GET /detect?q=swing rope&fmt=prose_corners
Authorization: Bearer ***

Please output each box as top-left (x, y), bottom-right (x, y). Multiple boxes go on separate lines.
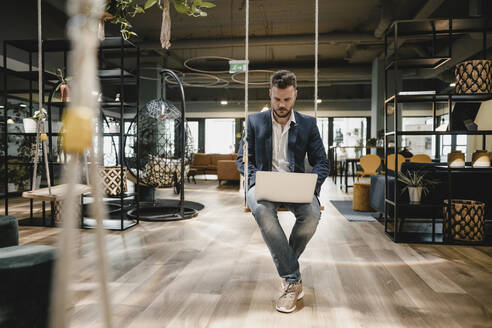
top-left (243, 0), bottom-right (249, 205)
top-left (50, 0), bottom-right (112, 327)
top-left (314, 0), bottom-right (319, 119)
top-left (32, 0), bottom-right (51, 194)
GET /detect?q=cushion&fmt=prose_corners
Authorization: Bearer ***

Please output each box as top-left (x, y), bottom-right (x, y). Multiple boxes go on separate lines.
top-left (0, 216), bottom-right (18, 248)
top-left (192, 153), bottom-right (211, 168)
top-left (210, 154), bottom-right (234, 167)
top-left (144, 155), bottom-right (190, 188)
top-left (0, 245), bottom-right (56, 327)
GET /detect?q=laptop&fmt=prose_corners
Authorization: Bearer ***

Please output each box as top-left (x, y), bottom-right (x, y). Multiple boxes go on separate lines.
top-left (254, 171), bottom-right (318, 203)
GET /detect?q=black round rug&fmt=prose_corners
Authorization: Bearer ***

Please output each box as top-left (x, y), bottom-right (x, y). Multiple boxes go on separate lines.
top-left (127, 199), bottom-right (205, 221)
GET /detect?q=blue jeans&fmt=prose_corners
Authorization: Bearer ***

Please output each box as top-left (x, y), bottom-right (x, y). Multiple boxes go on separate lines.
top-left (247, 186), bottom-right (321, 283)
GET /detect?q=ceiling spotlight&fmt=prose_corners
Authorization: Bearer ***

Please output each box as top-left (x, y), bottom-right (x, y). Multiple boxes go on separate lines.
top-left (220, 100), bottom-right (228, 105)
top-left (6, 118), bottom-right (14, 124)
top-left (20, 104), bottom-right (27, 108)
top-left (316, 99), bottom-right (322, 104)
top-left (449, 83), bottom-right (456, 87)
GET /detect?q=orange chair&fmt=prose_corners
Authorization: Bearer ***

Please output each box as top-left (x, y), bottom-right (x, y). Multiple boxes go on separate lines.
top-left (386, 154), bottom-right (405, 172)
top-left (356, 154), bottom-right (381, 180)
top-left (410, 154), bottom-right (432, 163)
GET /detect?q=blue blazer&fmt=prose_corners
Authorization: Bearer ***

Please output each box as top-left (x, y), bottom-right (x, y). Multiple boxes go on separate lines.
top-left (237, 109), bottom-right (329, 196)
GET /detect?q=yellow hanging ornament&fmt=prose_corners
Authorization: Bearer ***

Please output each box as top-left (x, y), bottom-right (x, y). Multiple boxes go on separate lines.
top-left (61, 106), bottom-right (93, 153)
top-left (40, 133), bottom-right (48, 141)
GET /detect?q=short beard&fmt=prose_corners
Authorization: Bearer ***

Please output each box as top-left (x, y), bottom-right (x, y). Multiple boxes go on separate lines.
top-left (273, 107), bottom-right (292, 119)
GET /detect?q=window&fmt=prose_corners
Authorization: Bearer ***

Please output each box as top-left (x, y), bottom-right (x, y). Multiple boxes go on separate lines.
top-left (333, 117), bottom-right (367, 158)
top-left (401, 117), bottom-right (434, 158)
top-left (188, 121), bottom-right (199, 153)
top-left (205, 118), bottom-right (235, 153)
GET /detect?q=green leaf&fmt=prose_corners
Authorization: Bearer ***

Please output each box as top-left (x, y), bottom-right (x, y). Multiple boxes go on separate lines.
top-left (173, 0), bottom-right (189, 14)
top-left (199, 11), bottom-right (207, 16)
top-left (135, 5), bottom-right (145, 13)
top-left (199, 1), bottom-right (215, 8)
top-left (144, 0), bottom-right (158, 10)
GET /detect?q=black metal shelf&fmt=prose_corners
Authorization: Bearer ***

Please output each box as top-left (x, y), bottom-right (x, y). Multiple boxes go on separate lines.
top-left (5, 37), bottom-right (137, 52)
top-left (435, 165), bottom-right (492, 172)
top-left (386, 17), bottom-right (492, 37)
top-left (99, 69), bottom-right (136, 79)
top-left (385, 93), bottom-right (492, 104)
top-left (6, 161), bottom-right (64, 166)
top-left (48, 101), bottom-right (138, 108)
top-left (3, 36), bottom-right (141, 231)
top-left (383, 15), bottom-right (492, 245)
top-left (103, 133), bottom-right (137, 137)
top-left (387, 130), bottom-right (492, 136)
top-left (7, 132), bottom-right (62, 136)
top-left (385, 57), bottom-right (451, 70)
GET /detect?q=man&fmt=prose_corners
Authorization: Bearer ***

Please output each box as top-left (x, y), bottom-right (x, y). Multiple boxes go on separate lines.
top-left (236, 70), bottom-right (329, 313)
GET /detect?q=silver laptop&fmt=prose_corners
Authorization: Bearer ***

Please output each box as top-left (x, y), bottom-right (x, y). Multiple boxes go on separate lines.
top-left (254, 171), bottom-right (318, 203)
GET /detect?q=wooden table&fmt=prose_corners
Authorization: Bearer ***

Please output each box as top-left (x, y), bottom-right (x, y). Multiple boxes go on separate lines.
top-left (22, 184), bottom-right (91, 226)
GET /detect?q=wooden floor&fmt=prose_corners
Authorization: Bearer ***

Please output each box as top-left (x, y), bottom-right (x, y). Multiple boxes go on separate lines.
top-left (15, 179), bottom-right (492, 327)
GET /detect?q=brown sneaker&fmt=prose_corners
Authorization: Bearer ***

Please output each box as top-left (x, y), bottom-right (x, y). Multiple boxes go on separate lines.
top-left (276, 281), bottom-right (304, 313)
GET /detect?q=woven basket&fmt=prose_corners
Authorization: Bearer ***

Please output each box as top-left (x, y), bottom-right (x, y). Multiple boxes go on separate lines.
top-left (99, 166), bottom-right (128, 196)
top-left (443, 199), bottom-right (485, 242)
top-left (454, 60), bottom-right (492, 94)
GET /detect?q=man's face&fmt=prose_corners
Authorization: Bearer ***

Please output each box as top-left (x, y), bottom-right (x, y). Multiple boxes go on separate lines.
top-left (269, 85), bottom-right (297, 120)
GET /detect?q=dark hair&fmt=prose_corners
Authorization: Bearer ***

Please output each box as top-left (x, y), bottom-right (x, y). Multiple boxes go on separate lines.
top-left (270, 70), bottom-right (297, 89)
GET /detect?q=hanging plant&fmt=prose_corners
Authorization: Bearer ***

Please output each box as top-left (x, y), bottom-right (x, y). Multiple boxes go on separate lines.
top-left (105, 0), bottom-right (216, 43)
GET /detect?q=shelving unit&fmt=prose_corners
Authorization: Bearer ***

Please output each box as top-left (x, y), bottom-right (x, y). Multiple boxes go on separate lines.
top-left (83, 36), bottom-right (140, 231)
top-left (2, 39), bottom-right (67, 224)
top-left (2, 37), bottom-right (140, 230)
top-left (383, 17), bottom-right (492, 244)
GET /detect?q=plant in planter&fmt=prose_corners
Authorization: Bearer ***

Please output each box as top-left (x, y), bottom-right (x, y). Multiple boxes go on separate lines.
top-left (56, 69), bottom-right (71, 102)
top-left (23, 108), bottom-right (47, 133)
top-left (398, 170), bottom-right (439, 204)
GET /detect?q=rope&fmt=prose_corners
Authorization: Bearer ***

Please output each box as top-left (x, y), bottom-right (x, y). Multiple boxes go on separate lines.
top-left (243, 0), bottom-right (249, 205)
top-left (32, 0), bottom-right (42, 191)
top-left (314, 0), bottom-right (318, 119)
top-left (51, 0), bottom-right (112, 327)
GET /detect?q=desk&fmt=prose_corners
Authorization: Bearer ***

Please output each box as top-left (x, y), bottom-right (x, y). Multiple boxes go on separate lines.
top-left (22, 184), bottom-right (91, 226)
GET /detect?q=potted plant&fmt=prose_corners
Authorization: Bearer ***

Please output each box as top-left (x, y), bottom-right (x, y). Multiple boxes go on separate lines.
top-left (56, 69), bottom-right (71, 102)
top-left (23, 108), bottom-right (47, 133)
top-left (398, 170), bottom-right (439, 204)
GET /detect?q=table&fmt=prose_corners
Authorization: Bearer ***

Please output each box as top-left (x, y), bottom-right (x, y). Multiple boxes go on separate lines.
top-left (22, 184), bottom-right (91, 226)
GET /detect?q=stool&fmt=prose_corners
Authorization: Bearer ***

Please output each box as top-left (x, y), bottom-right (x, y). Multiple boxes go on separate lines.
top-left (353, 182), bottom-right (373, 212)
top-left (0, 244), bottom-right (57, 327)
top-left (0, 216), bottom-right (19, 248)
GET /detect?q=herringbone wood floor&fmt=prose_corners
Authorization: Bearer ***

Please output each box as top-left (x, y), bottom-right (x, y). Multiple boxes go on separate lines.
top-left (10, 179), bottom-right (492, 327)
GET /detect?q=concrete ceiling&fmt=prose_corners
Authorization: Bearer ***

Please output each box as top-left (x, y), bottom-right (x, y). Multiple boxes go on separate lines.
top-left (2, 0), bottom-right (491, 113)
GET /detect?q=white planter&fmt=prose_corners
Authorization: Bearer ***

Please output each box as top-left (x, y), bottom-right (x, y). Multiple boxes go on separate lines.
top-left (23, 118), bottom-right (37, 133)
top-left (23, 118), bottom-right (47, 133)
top-left (408, 186), bottom-right (423, 204)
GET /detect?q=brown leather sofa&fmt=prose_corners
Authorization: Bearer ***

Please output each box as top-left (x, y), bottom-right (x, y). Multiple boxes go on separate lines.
top-left (189, 153), bottom-right (240, 183)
